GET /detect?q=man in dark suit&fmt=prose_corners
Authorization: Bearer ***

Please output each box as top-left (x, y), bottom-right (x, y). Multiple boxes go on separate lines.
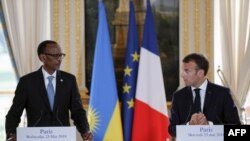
top-left (5, 40), bottom-right (93, 141)
top-left (168, 53), bottom-right (241, 137)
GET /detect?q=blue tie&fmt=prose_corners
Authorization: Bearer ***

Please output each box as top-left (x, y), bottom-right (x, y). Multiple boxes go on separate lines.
top-left (47, 76), bottom-right (55, 110)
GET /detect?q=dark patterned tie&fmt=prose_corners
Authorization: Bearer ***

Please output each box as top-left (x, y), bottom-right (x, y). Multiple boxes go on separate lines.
top-left (47, 76), bottom-right (55, 110)
top-left (193, 88), bottom-right (201, 113)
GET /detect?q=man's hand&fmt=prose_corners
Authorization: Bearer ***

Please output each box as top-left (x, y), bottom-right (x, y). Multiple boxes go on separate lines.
top-left (7, 133), bottom-right (16, 141)
top-left (189, 112), bottom-right (208, 125)
top-left (196, 112), bottom-right (209, 125)
top-left (82, 131), bottom-right (93, 141)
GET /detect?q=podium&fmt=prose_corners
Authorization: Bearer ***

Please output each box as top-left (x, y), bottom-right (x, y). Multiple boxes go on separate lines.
top-left (17, 126), bottom-right (76, 141)
top-left (176, 125), bottom-right (224, 141)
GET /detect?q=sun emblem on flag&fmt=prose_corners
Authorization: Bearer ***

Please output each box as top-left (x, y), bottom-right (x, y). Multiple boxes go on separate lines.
top-left (87, 106), bottom-right (101, 133)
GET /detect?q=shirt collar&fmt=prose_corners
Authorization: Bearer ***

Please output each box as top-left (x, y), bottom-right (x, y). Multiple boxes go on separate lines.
top-left (191, 79), bottom-right (208, 91)
top-left (42, 67), bottom-right (57, 79)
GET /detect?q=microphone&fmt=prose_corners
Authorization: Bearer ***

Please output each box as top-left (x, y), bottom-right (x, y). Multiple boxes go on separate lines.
top-left (212, 105), bottom-right (223, 124)
top-left (185, 105), bottom-right (193, 123)
top-left (33, 111), bottom-right (43, 127)
top-left (56, 110), bottom-right (63, 126)
top-left (215, 115), bottom-right (223, 124)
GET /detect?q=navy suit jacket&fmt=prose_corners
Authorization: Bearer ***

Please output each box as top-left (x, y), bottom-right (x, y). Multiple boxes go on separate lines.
top-left (168, 81), bottom-right (241, 137)
top-left (6, 67), bottom-right (89, 135)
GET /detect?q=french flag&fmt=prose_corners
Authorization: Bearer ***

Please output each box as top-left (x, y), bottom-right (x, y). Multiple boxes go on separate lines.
top-left (131, 0), bottom-right (170, 141)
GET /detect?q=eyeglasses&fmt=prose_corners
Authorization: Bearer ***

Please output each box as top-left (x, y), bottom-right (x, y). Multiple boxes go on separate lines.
top-left (43, 53), bottom-right (66, 59)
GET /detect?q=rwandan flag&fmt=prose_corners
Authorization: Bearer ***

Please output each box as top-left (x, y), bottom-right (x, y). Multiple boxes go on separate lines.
top-left (88, 1), bottom-right (123, 141)
top-left (132, 0), bottom-right (170, 141)
top-left (121, 1), bottom-right (140, 141)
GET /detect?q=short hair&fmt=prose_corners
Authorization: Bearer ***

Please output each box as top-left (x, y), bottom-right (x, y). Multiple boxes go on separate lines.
top-left (183, 53), bottom-right (209, 75)
top-left (37, 40), bottom-right (57, 56)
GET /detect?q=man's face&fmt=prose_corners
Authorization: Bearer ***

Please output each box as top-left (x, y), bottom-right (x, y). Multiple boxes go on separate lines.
top-left (181, 61), bottom-right (201, 87)
top-left (39, 43), bottom-right (63, 74)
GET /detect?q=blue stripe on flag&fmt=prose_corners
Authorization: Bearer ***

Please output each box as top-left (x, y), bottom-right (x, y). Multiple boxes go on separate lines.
top-left (142, 0), bottom-right (159, 56)
top-left (121, 1), bottom-right (140, 141)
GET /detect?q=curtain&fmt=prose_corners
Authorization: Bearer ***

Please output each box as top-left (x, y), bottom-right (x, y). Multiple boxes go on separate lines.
top-left (1, 0), bottom-right (50, 77)
top-left (219, 0), bottom-right (250, 110)
top-left (50, 0), bottom-right (87, 94)
top-left (179, 0), bottom-right (214, 89)
top-left (0, 0), bottom-right (17, 79)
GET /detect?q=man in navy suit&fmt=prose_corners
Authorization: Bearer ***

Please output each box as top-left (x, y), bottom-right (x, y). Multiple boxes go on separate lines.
top-left (168, 53), bottom-right (241, 137)
top-left (5, 40), bottom-right (93, 141)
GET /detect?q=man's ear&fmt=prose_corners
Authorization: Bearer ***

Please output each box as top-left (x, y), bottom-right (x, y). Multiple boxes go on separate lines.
top-left (198, 69), bottom-right (205, 77)
top-left (39, 54), bottom-right (45, 62)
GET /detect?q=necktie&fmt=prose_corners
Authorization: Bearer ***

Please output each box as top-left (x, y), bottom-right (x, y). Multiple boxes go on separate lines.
top-left (193, 88), bottom-right (201, 113)
top-left (47, 76), bottom-right (55, 110)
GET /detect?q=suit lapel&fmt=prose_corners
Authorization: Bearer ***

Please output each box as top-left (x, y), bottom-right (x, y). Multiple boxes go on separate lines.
top-left (187, 87), bottom-right (195, 115)
top-left (187, 87), bottom-right (194, 106)
top-left (54, 70), bottom-right (63, 112)
top-left (38, 68), bottom-right (52, 111)
top-left (184, 87), bottom-right (194, 121)
top-left (203, 81), bottom-right (213, 114)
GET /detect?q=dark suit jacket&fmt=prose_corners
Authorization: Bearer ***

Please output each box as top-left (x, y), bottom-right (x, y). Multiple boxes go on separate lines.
top-left (168, 81), bottom-right (241, 137)
top-left (5, 67), bottom-right (89, 135)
